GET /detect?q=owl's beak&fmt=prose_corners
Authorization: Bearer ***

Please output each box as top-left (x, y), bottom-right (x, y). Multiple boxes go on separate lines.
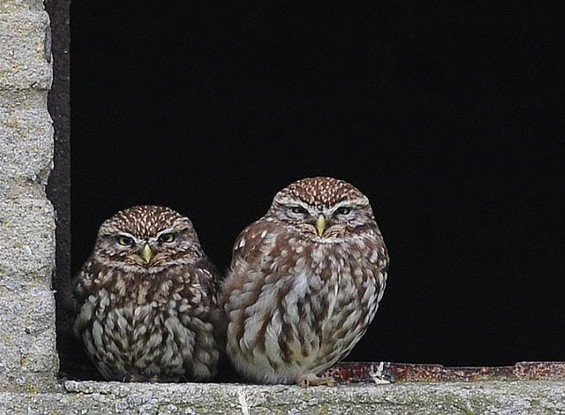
top-left (315, 214), bottom-right (326, 237)
top-left (140, 243), bottom-right (154, 264)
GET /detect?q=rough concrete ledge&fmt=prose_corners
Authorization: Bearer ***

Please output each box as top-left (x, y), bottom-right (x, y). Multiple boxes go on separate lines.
top-left (0, 380), bottom-right (563, 414)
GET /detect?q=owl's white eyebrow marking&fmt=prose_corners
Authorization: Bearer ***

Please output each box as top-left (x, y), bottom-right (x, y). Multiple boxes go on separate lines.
top-left (116, 231), bottom-right (136, 240)
top-left (156, 228), bottom-right (176, 237)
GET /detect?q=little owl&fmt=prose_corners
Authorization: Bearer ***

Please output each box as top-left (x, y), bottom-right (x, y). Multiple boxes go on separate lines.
top-left (71, 205), bottom-right (222, 382)
top-left (221, 177), bottom-right (389, 386)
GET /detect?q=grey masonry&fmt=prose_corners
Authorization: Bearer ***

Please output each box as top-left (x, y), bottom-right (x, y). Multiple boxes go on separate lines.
top-left (0, 0), bottom-right (58, 393)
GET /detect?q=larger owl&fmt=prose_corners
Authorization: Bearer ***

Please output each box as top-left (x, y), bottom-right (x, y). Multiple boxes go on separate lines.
top-left (71, 205), bottom-right (222, 382)
top-left (221, 177), bottom-right (389, 386)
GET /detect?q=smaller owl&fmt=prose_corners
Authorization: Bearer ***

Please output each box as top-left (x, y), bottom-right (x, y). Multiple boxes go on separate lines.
top-left (71, 205), bottom-right (222, 382)
top-left (221, 177), bottom-right (389, 386)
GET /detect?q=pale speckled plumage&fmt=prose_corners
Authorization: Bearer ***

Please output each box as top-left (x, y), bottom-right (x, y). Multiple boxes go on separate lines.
top-left (71, 205), bottom-right (222, 382)
top-left (221, 177), bottom-right (389, 385)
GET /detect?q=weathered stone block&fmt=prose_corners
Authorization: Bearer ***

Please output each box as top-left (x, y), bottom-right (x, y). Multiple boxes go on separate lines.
top-left (0, 0), bottom-right (46, 13)
top-left (0, 198), bottom-right (55, 284)
top-left (0, 11), bottom-right (52, 90)
top-left (0, 287), bottom-right (58, 392)
top-left (0, 91), bottom-right (53, 188)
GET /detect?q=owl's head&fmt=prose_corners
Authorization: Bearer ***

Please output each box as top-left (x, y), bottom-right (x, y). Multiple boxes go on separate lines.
top-left (93, 205), bottom-right (203, 271)
top-left (267, 177), bottom-right (376, 240)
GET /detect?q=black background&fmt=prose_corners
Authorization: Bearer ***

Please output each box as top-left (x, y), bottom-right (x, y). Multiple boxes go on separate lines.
top-left (70, 1), bottom-right (564, 368)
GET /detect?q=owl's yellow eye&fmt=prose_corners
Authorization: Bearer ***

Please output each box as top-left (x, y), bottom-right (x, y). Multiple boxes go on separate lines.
top-left (117, 235), bottom-right (134, 246)
top-left (158, 232), bottom-right (176, 243)
top-left (290, 206), bottom-right (308, 215)
top-left (335, 206), bottom-right (351, 215)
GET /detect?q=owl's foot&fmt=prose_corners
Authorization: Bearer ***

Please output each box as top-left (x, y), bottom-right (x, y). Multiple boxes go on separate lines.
top-left (297, 373), bottom-right (337, 387)
top-left (122, 374), bottom-right (182, 383)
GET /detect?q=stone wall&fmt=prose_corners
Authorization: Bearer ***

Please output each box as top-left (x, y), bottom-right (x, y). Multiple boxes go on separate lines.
top-left (0, 0), bottom-right (58, 392)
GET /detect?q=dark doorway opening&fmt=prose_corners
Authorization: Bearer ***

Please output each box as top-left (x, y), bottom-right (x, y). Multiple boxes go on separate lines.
top-left (62, 1), bottom-right (564, 379)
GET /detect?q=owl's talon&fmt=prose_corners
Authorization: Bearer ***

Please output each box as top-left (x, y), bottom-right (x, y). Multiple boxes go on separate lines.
top-left (297, 373), bottom-right (337, 387)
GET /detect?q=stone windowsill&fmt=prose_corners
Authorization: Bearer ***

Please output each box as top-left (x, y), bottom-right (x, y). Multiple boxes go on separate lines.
top-left (1, 362), bottom-right (565, 414)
